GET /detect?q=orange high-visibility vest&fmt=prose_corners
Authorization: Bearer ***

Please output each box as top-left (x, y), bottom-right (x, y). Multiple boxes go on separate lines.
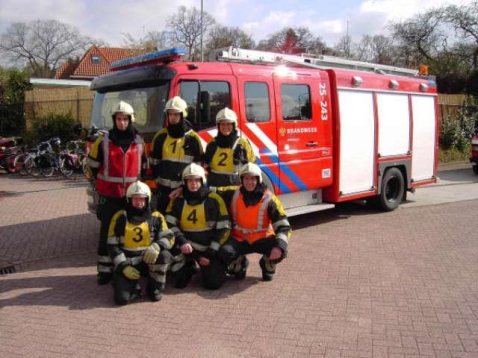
top-left (230, 189), bottom-right (274, 243)
top-left (96, 133), bottom-right (143, 198)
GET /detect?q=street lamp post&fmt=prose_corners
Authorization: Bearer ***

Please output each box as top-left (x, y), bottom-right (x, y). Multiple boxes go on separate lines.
top-left (200, 0), bottom-right (203, 61)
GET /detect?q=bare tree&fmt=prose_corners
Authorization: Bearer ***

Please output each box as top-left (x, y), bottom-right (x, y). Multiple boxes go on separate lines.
top-left (257, 26), bottom-right (329, 55)
top-left (0, 19), bottom-right (89, 78)
top-left (334, 34), bottom-right (353, 58)
top-left (355, 35), bottom-right (394, 64)
top-left (206, 25), bottom-right (254, 59)
top-left (388, 11), bottom-right (446, 68)
top-left (122, 30), bottom-right (179, 52)
top-left (167, 6), bottom-right (215, 61)
top-left (442, 1), bottom-right (478, 67)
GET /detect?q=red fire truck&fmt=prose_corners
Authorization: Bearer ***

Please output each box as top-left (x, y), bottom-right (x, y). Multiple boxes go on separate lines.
top-left (86, 47), bottom-right (439, 216)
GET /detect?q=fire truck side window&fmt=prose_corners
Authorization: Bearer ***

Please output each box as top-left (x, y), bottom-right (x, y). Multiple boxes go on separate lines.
top-left (179, 80), bottom-right (231, 131)
top-left (244, 82), bottom-right (271, 123)
top-left (281, 84), bottom-right (312, 121)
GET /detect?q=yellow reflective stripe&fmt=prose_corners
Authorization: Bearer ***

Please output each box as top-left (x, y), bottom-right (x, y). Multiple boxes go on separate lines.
top-left (157, 178), bottom-right (182, 188)
top-left (257, 192), bottom-right (272, 229)
top-left (97, 174), bottom-right (138, 183)
top-left (98, 255), bottom-right (111, 263)
top-left (107, 236), bottom-right (120, 245)
top-left (113, 252), bottom-right (127, 266)
top-left (215, 219), bottom-right (231, 229)
top-left (233, 226), bottom-right (270, 235)
top-left (129, 256), bottom-right (143, 265)
top-left (209, 241), bottom-right (220, 251)
top-left (165, 215), bottom-right (178, 225)
top-left (231, 190), bottom-right (239, 218)
top-left (272, 219), bottom-right (290, 231)
top-left (88, 158), bottom-right (100, 168)
top-left (191, 242), bottom-right (208, 251)
top-left (159, 238), bottom-right (171, 248)
top-left (277, 233), bottom-right (289, 245)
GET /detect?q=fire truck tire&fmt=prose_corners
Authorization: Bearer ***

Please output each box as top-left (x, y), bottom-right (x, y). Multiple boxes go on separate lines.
top-left (376, 167), bottom-right (404, 212)
top-left (473, 166), bottom-right (478, 175)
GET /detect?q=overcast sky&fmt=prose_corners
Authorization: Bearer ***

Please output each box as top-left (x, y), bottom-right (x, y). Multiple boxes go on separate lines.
top-left (0, 0), bottom-right (474, 48)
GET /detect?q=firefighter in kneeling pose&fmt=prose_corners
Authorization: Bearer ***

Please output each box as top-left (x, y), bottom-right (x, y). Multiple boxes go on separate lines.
top-left (218, 163), bottom-right (291, 281)
top-left (107, 181), bottom-right (174, 305)
top-left (165, 163), bottom-right (230, 289)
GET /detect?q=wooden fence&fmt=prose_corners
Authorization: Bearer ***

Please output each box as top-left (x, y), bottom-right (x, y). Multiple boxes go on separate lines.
top-left (24, 86), bottom-right (94, 130)
top-left (438, 94), bottom-right (469, 121)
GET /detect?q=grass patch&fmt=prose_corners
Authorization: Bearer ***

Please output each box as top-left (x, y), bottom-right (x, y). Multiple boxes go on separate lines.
top-left (438, 147), bottom-right (470, 163)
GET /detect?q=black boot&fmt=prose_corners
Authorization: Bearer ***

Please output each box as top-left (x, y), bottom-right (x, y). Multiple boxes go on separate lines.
top-left (97, 272), bottom-right (112, 285)
top-left (146, 281), bottom-right (165, 302)
top-left (234, 257), bottom-right (249, 280)
top-left (259, 258), bottom-right (274, 282)
top-left (174, 261), bottom-right (199, 289)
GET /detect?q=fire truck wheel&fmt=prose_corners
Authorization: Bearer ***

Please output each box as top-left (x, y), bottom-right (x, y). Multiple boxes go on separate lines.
top-left (377, 167), bottom-right (404, 212)
top-left (473, 166), bottom-right (478, 175)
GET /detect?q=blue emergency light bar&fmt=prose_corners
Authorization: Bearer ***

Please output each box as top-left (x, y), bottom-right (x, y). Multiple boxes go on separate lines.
top-left (110, 47), bottom-right (188, 71)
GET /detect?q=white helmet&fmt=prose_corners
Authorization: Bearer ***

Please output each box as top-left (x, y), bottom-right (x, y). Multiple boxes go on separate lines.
top-left (182, 163), bottom-right (207, 184)
top-left (126, 180), bottom-right (151, 203)
top-left (239, 162), bottom-right (262, 183)
top-left (112, 101), bottom-right (135, 122)
top-left (216, 107), bottom-right (237, 125)
top-left (164, 96), bottom-right (188, 117)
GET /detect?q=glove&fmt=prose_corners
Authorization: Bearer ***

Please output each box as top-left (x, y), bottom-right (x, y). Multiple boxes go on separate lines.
top-left (143, 243), bottom-right (160, 264)
top-left (122, 266), bottom-right (140, 280)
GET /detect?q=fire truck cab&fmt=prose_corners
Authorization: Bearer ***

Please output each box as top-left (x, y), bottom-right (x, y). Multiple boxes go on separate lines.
top-left (86, 47), bottom-right (439, 216)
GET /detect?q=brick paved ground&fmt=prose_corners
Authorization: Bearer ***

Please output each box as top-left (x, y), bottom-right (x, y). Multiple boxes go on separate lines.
top-left (1, 173), bottom-right (478, 357)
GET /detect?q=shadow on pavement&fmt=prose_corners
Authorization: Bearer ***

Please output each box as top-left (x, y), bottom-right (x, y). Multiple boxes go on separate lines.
top-left (438, 167), bottom-right (478, 183)
top-left (0, 273), bottom-right (116, 310)
top-left (0, 213), bottom-right (98, 273)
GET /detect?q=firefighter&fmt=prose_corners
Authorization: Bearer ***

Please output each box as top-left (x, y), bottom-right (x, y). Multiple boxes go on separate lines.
top-left (204, 107), bottom-right (256, 189)
top-left (87, 101), bottom-right (148, 285)
top-left (165, 163), bottom-right (230, 289)
top-left (150, 96), bottom-right (204, 214)
top-left (217, 162), bottom-right (291, 281)
top-left (108, 181), bottom-right (174, 305)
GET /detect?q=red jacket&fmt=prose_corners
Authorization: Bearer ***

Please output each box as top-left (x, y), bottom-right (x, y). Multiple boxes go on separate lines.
top-left (96, 133), bottom-right (144, 198)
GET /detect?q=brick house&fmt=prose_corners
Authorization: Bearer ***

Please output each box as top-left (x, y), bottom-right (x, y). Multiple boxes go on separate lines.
top-left (54, 45), bottom-right (147, 80)
top-left (24, 46), bottom-right (147, 128)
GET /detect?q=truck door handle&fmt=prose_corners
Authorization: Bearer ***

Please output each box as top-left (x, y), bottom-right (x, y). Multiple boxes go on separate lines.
top-left (306, 141), bottom-right (318, 147)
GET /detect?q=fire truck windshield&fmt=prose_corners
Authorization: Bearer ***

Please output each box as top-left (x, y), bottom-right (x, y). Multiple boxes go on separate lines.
top-left (90, 83), bottom-right (169, 136)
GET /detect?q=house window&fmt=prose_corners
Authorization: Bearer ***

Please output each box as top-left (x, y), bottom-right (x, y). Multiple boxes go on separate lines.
top-left (91, 55), bottom-right (100, 64)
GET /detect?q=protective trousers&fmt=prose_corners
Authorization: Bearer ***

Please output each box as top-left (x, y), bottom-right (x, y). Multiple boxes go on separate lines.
top-left (218, 236), bottom-right (285, 277)
top-left (170, 250), bottom-right (226, 290)
top-left (97, 196), bottom-right (126, 277)
top-left (112, 250), bottom-right (173, 305)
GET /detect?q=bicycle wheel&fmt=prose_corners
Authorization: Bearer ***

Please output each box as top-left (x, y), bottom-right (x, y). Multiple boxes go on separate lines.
top-left (25, 154), bottom-right (42, 177)
top-left (13, 153), bottom-right (27, 176)
top-left (40, 154), bottom-right (55, 177)
top-left (59, 157), bottom-right (75, 179)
